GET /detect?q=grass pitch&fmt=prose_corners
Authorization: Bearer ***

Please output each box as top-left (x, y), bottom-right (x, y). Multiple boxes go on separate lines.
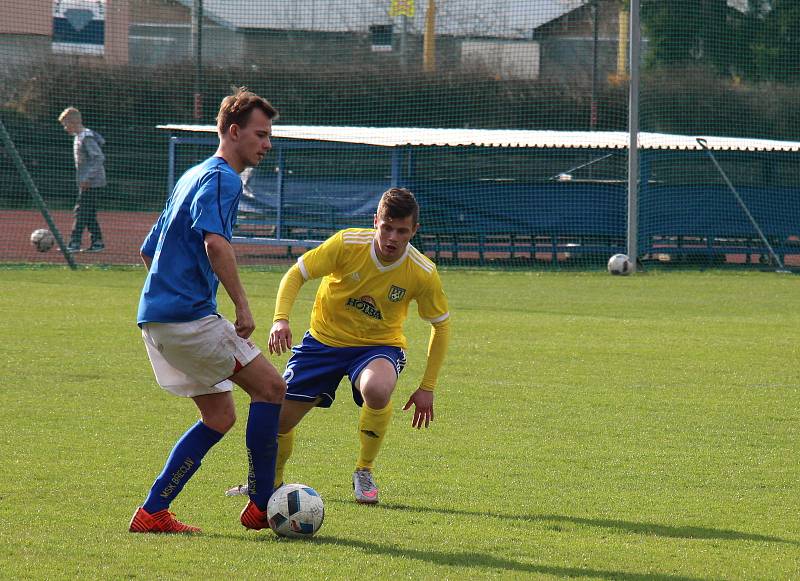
top-left (0, 268), bottom-right (798, 580)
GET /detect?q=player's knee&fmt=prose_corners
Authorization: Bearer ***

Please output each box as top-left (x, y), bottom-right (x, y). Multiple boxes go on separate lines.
top-left (267, 374), bottom-right (287, 402)
top-left (360, 381), bottom-right (394, 408)
top-left (252, 374), bottom-right (286, 404)
top-left (203, 408), bottom-right (236, 434)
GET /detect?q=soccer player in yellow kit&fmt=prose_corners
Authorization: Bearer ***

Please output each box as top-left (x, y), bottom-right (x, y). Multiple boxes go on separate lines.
top-left (228, 187), bottom-right (450, 503)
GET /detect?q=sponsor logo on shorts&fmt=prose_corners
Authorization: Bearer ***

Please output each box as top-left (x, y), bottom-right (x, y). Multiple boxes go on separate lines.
top-left (346, 295), bottom-right (383, 320)
top-left (388, 285), bottom-right (406, 302)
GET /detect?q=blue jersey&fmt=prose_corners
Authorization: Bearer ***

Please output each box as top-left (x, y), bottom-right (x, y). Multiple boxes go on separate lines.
top-left (137, 156), bottom-right (242, 325)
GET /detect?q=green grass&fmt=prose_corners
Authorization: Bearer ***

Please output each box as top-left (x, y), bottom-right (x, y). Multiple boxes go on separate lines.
top-left (1, 268), bottom-right (799, 580)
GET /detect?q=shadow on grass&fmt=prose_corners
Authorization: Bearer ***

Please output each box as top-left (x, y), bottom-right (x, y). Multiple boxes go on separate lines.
top-left (327, 500), bottom-right (797, 546)
top-left (204, 532), bottom-right (707, 580)
top-left (315, 535), bottom-right (709, 580)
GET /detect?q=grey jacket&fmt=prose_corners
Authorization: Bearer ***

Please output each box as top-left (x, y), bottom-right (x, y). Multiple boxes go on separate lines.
top-left (74, 128), bottom-right (106, 188)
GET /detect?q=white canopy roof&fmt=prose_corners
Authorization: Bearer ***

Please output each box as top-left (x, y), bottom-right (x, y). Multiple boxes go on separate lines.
top-left (157, 124), bottom-right (800, 152)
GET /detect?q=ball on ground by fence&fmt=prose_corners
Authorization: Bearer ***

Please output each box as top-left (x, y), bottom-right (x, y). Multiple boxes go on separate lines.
top-left (30, 229), bottom-right (55, 252)
top-left (607, 253), bottom-right (633, 275)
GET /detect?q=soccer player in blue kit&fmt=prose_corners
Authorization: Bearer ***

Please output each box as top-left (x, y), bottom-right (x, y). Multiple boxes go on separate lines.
top-left (129, 89), bottom-right (286, 533)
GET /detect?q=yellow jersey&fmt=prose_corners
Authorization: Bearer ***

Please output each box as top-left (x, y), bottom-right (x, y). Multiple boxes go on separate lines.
top-left (296, 228), bottom-right (449, 348)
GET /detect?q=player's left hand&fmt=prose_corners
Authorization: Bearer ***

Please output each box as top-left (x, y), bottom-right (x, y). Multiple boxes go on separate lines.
top-left (79, 181), bottom-right (90, 191)
top-left (403, 388), bottom-right (434, 429)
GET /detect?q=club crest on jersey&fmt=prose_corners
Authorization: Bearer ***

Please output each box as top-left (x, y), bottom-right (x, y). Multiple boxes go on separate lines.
top-left (388, 285), bottom-right (406, 302)
top-left (346, 295), bottom-right (383, 320)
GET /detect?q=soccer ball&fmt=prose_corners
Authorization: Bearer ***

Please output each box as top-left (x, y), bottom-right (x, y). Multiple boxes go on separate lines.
top-left (607, 253), bottom-right (633, 275)
top-left (30, 229), bottom-right (55, 252)
top-left (267, 483), bottom-right (324, 538)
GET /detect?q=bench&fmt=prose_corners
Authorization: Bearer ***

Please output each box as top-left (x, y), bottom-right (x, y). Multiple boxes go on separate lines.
top-left (231, 180), bottom-right (800, 266)
top-left (639, 185), bottom-right (800, 265)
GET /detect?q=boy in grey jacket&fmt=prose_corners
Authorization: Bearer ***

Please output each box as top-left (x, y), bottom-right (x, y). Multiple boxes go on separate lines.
top-left (59, 107), bottom-right (106, 253)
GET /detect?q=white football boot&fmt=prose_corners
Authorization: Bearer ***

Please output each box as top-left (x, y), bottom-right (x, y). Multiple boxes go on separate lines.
top-left (352, 469), bottom-right (379, 504)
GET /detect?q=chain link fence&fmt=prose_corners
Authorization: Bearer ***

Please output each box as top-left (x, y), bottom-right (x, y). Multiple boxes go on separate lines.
top-left (2, 0), bottom-right (799, 268)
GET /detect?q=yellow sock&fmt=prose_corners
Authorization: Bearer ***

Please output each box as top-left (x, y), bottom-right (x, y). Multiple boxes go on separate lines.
top-left (356, 403), bottom-right (393, 470)
top-left (274, 429), bottom-right (295, 489)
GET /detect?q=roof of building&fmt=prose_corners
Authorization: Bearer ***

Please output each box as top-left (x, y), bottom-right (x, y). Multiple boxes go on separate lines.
top-left (157, 124), bottom-right (800, 152)
top-left (169, 0), bottom-right (747, 34)
top-left (172, 0), bottom-right (588, 36)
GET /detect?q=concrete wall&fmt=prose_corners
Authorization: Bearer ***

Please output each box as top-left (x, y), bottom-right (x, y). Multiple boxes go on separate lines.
top-left (0, 0), bottom-right (128, 65)
top-left (0, 1), bottom-right (51, 35)
top-left (106, 0), bottom-right (131, 65)
top-left (0, 35), bottom-right (51, 66)
top-left (129, 23), bottom-right (243, 65)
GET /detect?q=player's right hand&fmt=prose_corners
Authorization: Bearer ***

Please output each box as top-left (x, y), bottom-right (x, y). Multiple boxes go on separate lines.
top-left (269, 319), bottom-right (292, 355)
top-left (234, 305), bottom-right (256, 339)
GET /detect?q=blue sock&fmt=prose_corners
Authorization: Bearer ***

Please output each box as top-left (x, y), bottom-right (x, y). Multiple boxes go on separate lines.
top-left (246, 401), bottom-right (282, 510)
top-left (142, 421), bottom-right (223, 513)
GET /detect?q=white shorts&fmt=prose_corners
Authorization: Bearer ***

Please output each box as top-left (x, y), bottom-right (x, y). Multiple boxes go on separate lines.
top-left (142, 314), bottom-right (261, 397)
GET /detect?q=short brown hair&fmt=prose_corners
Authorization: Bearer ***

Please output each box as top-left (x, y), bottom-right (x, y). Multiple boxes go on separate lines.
top-left (377, 187), bottom-right (419, 225)
top-left (58, 106), bottom-right (81, 124)
top-left (216, 87), bottom-right (278, 135)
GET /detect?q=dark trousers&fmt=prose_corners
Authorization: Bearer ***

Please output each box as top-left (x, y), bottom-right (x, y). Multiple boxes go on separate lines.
top-left (70, 187), bottom-right (103, 245)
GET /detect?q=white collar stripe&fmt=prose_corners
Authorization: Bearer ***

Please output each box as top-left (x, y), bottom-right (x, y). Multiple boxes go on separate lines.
top-left (409, 253), bottom-right (434, 273)
top-left (409, 250), bottom-right (433, 266)
top-left (409, 246), bottom-right (434, 266)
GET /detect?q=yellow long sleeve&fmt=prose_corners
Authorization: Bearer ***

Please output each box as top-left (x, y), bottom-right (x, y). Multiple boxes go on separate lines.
top-left (273, 263), bottom-right (306, 322)
top-left (420, 317), bottom-right (451, 391)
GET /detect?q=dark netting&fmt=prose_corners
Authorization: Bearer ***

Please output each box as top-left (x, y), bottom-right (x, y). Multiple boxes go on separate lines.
top-left (2, 1), bottom-right (798, 269)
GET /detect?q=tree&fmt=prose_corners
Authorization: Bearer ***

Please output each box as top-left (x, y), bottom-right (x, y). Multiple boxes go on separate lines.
top-left (748, 0), bottom-right (800, 83)
top-left (641, 0), bottom-right (800, 84)
top-left (641, 0), bottom-right (749, 76)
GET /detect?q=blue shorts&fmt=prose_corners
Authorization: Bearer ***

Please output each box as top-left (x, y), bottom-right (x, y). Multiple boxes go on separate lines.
top-left (282, 332), bottom-right (407, 408)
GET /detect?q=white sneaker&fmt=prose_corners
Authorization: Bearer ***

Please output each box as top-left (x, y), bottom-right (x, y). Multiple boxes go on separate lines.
top-left (352, 469), bottom-right (379, 504)
top-left (224, 482), bottom-right (284, 497)
top-left (224, 483), bottom-right (249, 497)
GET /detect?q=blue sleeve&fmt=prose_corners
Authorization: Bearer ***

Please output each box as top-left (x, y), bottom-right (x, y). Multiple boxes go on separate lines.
top-left (141, 211), bottom-right (167, 257)
top-left (190, 170), bottom-right (241, 241)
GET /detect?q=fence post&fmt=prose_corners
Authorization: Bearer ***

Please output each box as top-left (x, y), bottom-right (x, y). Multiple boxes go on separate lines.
top-left (0, 119), bottom-right (77, 269)
top-left (627, 0), bottom-right (641, 270)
